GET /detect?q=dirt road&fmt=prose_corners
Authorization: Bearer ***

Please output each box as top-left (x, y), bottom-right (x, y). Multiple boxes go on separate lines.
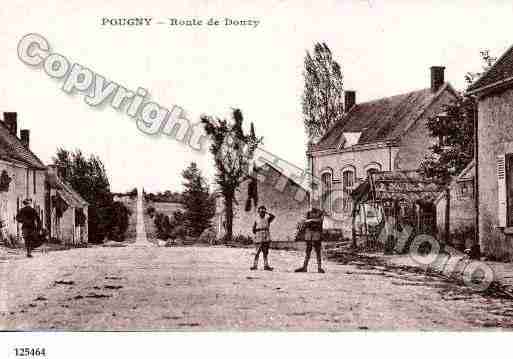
top-left (3, 241), bottom-right (513, 330)
top-left (3, 190), bottom-right (513, 330)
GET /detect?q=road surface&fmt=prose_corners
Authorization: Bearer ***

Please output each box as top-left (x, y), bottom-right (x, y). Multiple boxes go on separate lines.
top-left (3, 242), bottom-right (513, 330)
top-left (2, 191), bottom-right (513, 330)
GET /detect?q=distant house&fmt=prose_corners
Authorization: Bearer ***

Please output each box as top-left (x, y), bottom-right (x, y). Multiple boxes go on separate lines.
top-left (307, 66), bottom-right (459, 235)
top-left (467, 44), bottom-right (513, 260)
top-left (434, 160), bottom-right (475, 247)
top-left (0, 112), bottom-right (47, 242)
top-left (214, 163), bottom-right (309, 245)
top-left (46, 165), bottom-right (89, 246)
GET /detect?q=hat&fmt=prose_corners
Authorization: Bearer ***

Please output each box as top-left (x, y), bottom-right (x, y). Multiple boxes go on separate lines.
top-left (23, 198), bottom-right (32, 205)
top-left (257, 205), bottom-right (266, 211)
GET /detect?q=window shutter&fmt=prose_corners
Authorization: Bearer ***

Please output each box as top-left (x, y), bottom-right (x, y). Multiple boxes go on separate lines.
top-left (497, 154), bottom-right (507, 227)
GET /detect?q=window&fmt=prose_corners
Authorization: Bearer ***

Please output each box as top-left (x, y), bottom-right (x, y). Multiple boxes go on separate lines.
top-left (497, 153), bottom-right (513, 227)
top-left (342, 170), bottom-right (354, 190)
top-left (342, 170), bottom-right (355, 212)
top-left (438, 135), bottom-right (448, 147)
top-left (25, 169), bottom-right (29, 198)
top-left (367, 168), bottom-right (379, 178)
top-left (364, 163), bottom-right (382, 178)
top-left (33, 170), bottom-right (36, 194)
top-left (321, 172), bottom-right (332, 213)
top-left (456, 179), bottom-right (474, 200)
top-left (507, 154), bottom-right (513, 227)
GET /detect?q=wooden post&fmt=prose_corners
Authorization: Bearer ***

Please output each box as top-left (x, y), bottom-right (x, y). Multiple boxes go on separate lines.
top-left (351, 205), bottom-right (357, 249)
top-left (444, 186), bottom-right (451, 245)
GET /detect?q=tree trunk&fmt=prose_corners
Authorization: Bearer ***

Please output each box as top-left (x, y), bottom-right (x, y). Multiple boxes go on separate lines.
top-left (225, 195), bottom-right (234, 242)
top-left (444, 186), bottom-right (451, 246)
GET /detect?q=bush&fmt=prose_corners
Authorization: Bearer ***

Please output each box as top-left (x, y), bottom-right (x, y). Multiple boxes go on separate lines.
top-left (146, 206), bottom-right (156, 218)
top-left (233, 233), bottom-right (253, 245)
top-left (171, 225), bottom-right (187, 240)
top-left (106, 201), bottom-right (132, 242)
top-left (450, 225), bottom-right (475, 252)
top-left (153, 210), bottom-right (186, 239)
top-left (199, 227), bottom-right (217, 244)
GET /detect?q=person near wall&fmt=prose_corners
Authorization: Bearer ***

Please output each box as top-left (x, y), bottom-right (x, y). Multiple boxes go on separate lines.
top-left (16, 198), bottom-right (41, 258)
top-left (250, 205), bottom-right (275, 271)
top-left (295, 207), bottom-right (326, 273)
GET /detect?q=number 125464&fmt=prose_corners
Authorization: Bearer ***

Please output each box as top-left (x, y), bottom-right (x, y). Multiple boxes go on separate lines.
top-left (14, 348), bottom-right (46, 357)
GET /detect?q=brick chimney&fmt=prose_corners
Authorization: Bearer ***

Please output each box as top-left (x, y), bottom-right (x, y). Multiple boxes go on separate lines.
top-left (3, 112), bottom-right (18, 136)
top-left (20, 129), bottom-right (30, 148)
top-left (430, 66), bottom-right (445, 92)
top-left (48, 164), bottom-right (66, 179)
top-left (344, 90), bottom-right (356, 113)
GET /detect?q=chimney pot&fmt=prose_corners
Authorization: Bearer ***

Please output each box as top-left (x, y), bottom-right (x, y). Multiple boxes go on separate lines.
top-left (20, 129), bottom-right (30, 148)
top-left (344, 91), bottom-right (356, 113)
top-left (430, 66), bottom-right (445, 92)
top-left (3, 112), bottom-right (18, 136)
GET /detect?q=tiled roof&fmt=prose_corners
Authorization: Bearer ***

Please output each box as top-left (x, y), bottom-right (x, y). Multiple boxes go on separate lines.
top-left (0, 122), bottom-right (45, 169)
top-left (311, 85), bottom-right (452, 152)
top-left (46, 171), bottom-right (89, 207)
top-left (467, 45), bottom-right (513, 92)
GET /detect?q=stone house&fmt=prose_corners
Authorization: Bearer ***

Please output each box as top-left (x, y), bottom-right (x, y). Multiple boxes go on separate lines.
top-left (307, 66), bottom-right (459, 235)
top-left (467, 44), bottom-right (513, 260)
top-left (214, 163), bottom-right (309, 246)
top-left (46, 165), bottom-right (89, 246)
top-left (434, 161), bottom-right (475, 247)
top-left (0, 112), bottom-right (47, 243)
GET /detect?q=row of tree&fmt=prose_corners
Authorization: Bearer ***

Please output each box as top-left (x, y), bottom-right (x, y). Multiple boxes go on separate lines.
top-left (54, 148), bottom-right (131, 243)
top-left (144, 191), bottom-right (183, 203)
top-left (148, 162), bottom-right (216, 240)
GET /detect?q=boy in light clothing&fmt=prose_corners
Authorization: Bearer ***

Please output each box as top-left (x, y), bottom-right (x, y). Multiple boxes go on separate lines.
top-left (250, 206), bottom-right (275, 271)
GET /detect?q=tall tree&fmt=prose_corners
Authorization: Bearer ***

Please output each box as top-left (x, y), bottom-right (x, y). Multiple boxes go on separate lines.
top-left (420, 50), bottom-right (496, 183)
top-left (201, 109), bottom-right (261, 241)
top-left (53, 148), bottom-right (127, 243)
top-left (181, 162), bottom-right (216, 237)
top-left (302, 42), bottom-right (344, 141)
top-left (419, 97), bottom-right (475, 183)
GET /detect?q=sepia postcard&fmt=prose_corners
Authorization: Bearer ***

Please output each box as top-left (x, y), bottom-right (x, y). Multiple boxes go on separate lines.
top-left (1, 0), bottom-right (513, 358)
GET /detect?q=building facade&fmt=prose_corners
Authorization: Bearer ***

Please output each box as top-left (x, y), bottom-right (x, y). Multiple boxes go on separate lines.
top-left (307, 67), bottom-right (459, 235)
top-left (46, 165), bottom-right (89, 246)
top-left (467, 45), bottom-right (513, 260)
top-left (0, 112), bottom-right (47, 243)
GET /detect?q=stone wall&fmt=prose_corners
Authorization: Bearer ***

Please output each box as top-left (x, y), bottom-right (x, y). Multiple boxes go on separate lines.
top-left (217, 165), bottom-right (309, 243)
top-left (0, 160), bottom-right (46, 241)
top-left (478, 87), bottom-right (513, 260)
top-left (435, 166), bottom-right (475, 248)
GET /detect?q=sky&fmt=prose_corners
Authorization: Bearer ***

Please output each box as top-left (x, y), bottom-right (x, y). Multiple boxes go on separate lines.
top-left (1, 0), bottom-right (512, 193)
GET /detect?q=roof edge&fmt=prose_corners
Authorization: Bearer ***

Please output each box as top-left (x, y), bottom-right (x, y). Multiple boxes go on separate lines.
top-left (467, 44), bottom-right (513, 92)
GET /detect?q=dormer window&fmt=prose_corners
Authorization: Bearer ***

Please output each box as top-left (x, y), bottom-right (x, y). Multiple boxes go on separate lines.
top-left (341, 132), bottom-right (362, 148)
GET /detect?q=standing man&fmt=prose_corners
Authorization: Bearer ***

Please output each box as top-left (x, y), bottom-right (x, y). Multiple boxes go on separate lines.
top-left (295, 207), bottom-right (325, 273)
top-left (16, 198), bottom-right (41, 258)
top-left (250, 205), bottom-right (275, 271)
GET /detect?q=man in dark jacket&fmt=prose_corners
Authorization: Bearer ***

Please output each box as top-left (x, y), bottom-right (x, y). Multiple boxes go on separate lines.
top-left (16, 198), bottom-right (41, 258)
top-left (295, 207), bottom-right (325, 273)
